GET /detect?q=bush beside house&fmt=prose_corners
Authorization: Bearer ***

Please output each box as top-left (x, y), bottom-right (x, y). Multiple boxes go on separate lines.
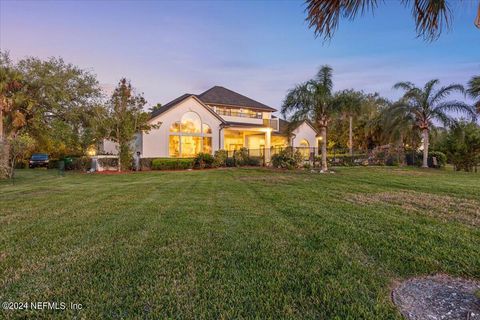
top-left (271, 148), bottom-right (304, 169)
top-left (151, 158), bottom-right (194, 170)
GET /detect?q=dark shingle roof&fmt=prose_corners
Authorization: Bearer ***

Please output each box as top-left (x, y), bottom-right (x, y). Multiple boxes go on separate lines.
top-left (196, 86), bottom-right (276, 112)
top-left (150, 86), bottom-right (277, 120)
top-left (277, 118), bottom-right (290, 135)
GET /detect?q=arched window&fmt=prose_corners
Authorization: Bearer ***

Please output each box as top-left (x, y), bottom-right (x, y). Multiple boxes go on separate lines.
top-left (299, 139), bottom-right (310, 159)
top-left (203, 123), bottom-right (212, 134)
top-left (169, 112), bottom-right (212, 157)
top-left (181, 112), bottom-right (201, 133)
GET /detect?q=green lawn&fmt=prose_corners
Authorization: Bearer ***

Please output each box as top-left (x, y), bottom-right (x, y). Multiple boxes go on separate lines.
top-left (0, 167), bottom-right (479, 319)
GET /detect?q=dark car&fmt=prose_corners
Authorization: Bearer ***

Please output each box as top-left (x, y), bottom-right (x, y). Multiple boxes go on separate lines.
top-left (29, 153), bottom-right (49, 168)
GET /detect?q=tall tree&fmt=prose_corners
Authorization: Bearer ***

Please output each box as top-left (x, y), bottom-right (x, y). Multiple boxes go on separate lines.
top-left (305, 0), bottom-right (478, 41)
top-left (467, 75), bottom-right (480, 113)
top-left (441, 121), bottom-right (480, 172)
top-left (282, 65), bottom-right (339, 172)
top-left (16, 56), bottom-right (103, 157)
top-left (392, 79), bottom-right (476, 168)
top-left (333, 89), bottom-right (363, 155)
top-left (104, 78), bottom-right (155, 171)
top-left (0, 52), bottom-right (104, 177)
top-left (0, 53), bottom-right (30, 178)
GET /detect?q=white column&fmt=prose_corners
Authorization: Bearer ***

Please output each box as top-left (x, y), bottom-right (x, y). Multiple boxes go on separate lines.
top-left (219, 127), bottom-right (225, 150)
top-left (265, 129), bottom-right (271, 164)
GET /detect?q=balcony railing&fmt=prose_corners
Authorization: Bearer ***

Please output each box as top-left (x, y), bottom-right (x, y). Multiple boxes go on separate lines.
top-left (263, 118), bottom-right (279, 131)
top-left (216, 109), bottom-right (262, 119)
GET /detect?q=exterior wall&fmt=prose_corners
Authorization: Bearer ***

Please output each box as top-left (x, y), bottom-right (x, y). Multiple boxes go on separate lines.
top-left (246, 134), bottom-right (265, 149)
top-left (271, 135), bottom-right (288, 147)
top-left (102, 139), bottom-right (118, 155)
top-left (101, 134), bottom-right (141, 155)
top-left (291, 122), bottom-right (318, 155)
top-left (142, 97), bottom-right (222, 158)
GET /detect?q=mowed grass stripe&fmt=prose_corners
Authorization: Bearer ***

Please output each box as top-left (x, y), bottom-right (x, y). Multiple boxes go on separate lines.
top-left (0, 168), bottom-right (478, 319)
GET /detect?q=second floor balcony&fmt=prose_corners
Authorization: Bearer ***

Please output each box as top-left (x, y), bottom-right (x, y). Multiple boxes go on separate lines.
top-left (215, 108), bottom-right (262, 119)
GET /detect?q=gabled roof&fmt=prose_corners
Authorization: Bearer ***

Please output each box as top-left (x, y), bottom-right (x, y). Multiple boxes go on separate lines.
top-left (272, 116), bottom-right (319, 136)
top-left (196, 86), bottom-right (277, 112)
top-left (150, 94), bottom-right (226, 123)
top-left (150, 93), bottom-right (192, 119)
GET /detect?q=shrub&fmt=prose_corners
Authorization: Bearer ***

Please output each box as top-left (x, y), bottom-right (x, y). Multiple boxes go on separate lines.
top-left (97, 157), bottom-right (119, 169)
top-left (47, 160), bottom-right (59, 169)
top-left (428, 151), bottom-right (446, 168)
top-left (65, 157), bottom-right (91, 171)
top-left (15, 159), bottom-right (28, 169)
top-left (327, 155), bottom-right (354, 166)
top-left (233, 148), bottom-right (249, 166)
top-left (194, 153), bottom-right (215, 169)
top-left (151, 158), bottom-right (194, 170)
top-left (247, 157), bottom-right (262, 166)
top-left (271, 148), bottom-right (303, 169)
top-left (225, 157), bottom-right (236, 167)
top-left (139, 158), bottom-right (154, 170)
top-left (213, 149), bottom-right (228, 167)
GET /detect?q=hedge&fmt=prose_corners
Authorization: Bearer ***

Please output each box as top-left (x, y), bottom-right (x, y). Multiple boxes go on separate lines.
top-left (151, 158), bottom-right (194, 170)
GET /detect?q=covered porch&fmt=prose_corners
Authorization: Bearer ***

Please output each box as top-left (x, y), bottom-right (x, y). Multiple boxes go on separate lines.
top-left (222, 125), bottom-right (287, 163)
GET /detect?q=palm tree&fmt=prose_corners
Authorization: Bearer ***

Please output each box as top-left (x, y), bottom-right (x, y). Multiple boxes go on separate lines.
top-left (333, 89), bottom-right (363, 156)
top-left (382, 101), bottom-right (421, 165)
top-left (467, 75), bottom-right (480, 113)
top-left (392, 79), bottom-right (476, 168)
top-left (305, 0), bottom-right (479, 41)
top-left (282, 65), bottom-right (339, 172)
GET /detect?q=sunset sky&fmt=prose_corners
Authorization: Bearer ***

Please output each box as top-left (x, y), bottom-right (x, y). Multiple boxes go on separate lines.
top-left (1, 0), bottom-right (479, 110)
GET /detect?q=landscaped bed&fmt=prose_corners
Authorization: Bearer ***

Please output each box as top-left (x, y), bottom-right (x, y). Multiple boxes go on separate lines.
top-left (0, 167), bottom-right (479, 318)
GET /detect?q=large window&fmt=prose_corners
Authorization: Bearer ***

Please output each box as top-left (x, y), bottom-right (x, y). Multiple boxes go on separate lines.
top-left (299, 139), bottom-right (310, 159)
top-left (215, 107), bottom-right (262, 119)
top-left (169, 111), bottom-right (213, 157)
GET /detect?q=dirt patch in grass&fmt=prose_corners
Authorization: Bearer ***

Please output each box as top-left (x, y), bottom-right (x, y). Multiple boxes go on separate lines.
top-left (392, 274), bottom-right (480, 320)
top-left (346, 191), bottom-right (480, 227)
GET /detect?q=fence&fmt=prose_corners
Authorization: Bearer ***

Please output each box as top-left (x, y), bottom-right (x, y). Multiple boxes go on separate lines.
top-left (225, 146), bottom-right (422, 167)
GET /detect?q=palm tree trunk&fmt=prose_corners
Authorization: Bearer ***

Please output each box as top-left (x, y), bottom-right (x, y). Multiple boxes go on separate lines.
top-left (0, 139), bottom-right (10, 179)
top-left (0, 105), bottom-right (3, 142)
top-left (348, 115), bottom-right (353, 156)
top-left (320, 126), bottom-right (328, 172)
top-left (422, 128), bottom-right (429, 168)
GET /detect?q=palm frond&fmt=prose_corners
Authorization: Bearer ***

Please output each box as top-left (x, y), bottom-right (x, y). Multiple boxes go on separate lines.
top-left (423, 79), bottom-right (440, 98)
top-left (430, 108), bottom-right (454, 127)
top-left (403, 0), bottom-right (452, 41)
top-left (429, 83), bottom-right (464, 105)
top-left (315, 65), bottom-right (333, 92)
top-left (434, 100), bottom-right (477, 121)
top-left (393, 81), bottom-right (416, 91)
top-left (281, 82), bottom-right (313, 119)
top-left (467, 76), bottom-right (480, 99)
top-left (305, 0), bottom-right (379, 40)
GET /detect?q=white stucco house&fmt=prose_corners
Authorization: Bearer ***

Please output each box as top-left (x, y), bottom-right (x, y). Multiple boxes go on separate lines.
top-left (102, 86), bottom-right (320, 163)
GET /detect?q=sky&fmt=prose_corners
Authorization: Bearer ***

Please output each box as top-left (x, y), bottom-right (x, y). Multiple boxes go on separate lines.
top-left (1, 0), bottom-right (479, 112)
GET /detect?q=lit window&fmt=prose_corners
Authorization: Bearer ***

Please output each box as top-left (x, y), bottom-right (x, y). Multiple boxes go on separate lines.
top-left (170, 122), bottom-right (181, 132)
top-left (181, 112), bottom-right (201, 133)
top-left (203, 124), bottom-right (212, 134)
top-left (203, 137), bottom-right (212, 154)
top-left (169, 136), bottom-right (180, 157)
top-left (169, 112), bottom-right (213, 157)
top-left (300, 139), bottom-right (310, 159)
